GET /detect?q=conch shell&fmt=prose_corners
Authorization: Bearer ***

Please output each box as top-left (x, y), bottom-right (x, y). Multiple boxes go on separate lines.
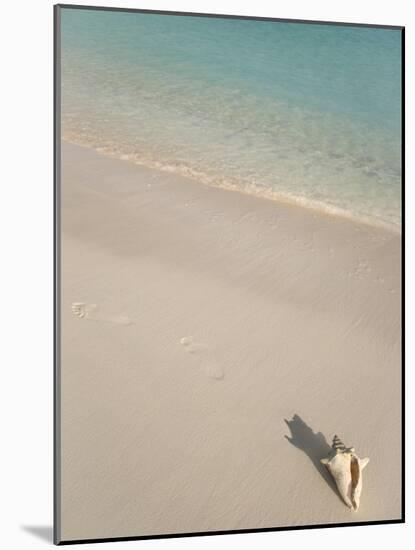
top-left (321, 435), bottom-right (369, 511)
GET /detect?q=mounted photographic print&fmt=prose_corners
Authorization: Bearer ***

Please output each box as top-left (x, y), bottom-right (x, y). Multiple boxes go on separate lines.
top-left (54, 4), bottom-right (404, 544)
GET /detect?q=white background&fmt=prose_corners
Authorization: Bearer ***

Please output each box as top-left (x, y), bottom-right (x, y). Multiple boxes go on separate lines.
top-left (0, 0), bottom-right (411, 548)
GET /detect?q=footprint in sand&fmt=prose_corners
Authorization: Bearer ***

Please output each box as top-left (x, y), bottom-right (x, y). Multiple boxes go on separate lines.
top-left (71, 302), bottom-right (132, 326)
top-left (180, 336), bottom-right (224, 380)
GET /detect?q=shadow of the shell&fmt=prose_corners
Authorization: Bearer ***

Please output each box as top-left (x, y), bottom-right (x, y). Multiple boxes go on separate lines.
top-left (284, 414), bottom-right (344, 505)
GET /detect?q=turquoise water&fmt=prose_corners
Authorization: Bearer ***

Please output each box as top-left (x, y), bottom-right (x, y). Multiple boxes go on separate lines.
top-left (61, 8), bottom-right (402, 229)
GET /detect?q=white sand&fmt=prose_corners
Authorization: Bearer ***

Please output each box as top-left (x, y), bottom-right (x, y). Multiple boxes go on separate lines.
top-left (59, 141), bottom-right (401, 541)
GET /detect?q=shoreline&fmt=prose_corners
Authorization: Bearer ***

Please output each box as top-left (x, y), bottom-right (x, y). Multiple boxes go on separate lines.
top-left (60, 140), bottom-right (401, 540)
top-left (61, 136), bottom-right (401, 236)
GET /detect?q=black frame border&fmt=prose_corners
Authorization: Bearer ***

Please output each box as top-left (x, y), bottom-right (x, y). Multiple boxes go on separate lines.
top-left (53, 4), bottom-right (405, 545)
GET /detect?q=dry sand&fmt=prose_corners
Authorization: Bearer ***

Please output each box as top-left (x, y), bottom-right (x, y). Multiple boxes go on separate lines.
top-left (59, 141), bottom-right (401, 541)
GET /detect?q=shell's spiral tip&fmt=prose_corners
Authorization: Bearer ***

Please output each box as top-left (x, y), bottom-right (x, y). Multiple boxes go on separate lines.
top-left (332, 435), bottom-right (346, 452)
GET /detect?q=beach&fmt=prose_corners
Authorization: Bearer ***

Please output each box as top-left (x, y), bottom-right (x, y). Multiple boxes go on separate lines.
top-left (60, 141), bottom-right (401, 540)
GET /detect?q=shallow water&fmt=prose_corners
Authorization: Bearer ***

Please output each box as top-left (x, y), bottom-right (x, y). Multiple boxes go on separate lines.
top-left (61, 8), bottom-right (402, 229)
